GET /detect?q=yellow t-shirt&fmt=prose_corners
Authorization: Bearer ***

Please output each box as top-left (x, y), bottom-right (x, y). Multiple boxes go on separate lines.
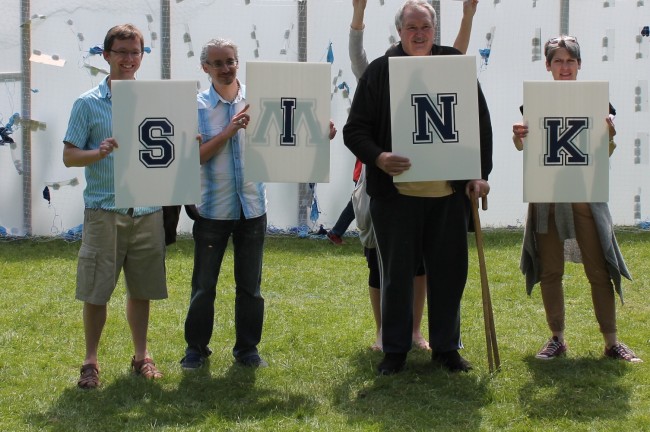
top-left (395, 180), bottom-right (453, 197)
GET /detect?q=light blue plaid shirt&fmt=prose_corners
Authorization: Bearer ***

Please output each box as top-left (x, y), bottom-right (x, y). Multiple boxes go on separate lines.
top-left (63, 76), bottom-right (160, 216)
top-left (197, 82), bottom-right (267, 220)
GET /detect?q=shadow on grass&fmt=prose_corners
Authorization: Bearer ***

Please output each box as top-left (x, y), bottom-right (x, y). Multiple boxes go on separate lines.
top-left (30, 363), bottom-right (317, 431)
top-left (520, 355), bottom-right (631, 422)
top-left (331, 349), bottom-right (492, 431)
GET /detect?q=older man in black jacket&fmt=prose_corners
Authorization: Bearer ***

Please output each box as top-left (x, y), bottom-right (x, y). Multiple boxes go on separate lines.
top-left (343, 0), bottom-right (493, 375)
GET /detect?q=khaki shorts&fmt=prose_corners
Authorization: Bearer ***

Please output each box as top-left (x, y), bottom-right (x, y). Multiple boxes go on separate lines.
top-left (76, 209), bottom-right (168, 304)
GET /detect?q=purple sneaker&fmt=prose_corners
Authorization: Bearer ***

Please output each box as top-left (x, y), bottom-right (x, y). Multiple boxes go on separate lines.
top-left (604, 342), bottom-right (643, 363)
top-left (535, 336), bottom-right (567, 360)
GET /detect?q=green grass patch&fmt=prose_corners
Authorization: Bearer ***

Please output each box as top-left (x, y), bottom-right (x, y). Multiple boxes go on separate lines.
top-left (1, 229), bottom-right (649, 431)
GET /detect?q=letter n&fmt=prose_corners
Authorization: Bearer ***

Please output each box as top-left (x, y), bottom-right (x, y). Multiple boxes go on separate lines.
top-left (411, 93), bottom-right (459, 144)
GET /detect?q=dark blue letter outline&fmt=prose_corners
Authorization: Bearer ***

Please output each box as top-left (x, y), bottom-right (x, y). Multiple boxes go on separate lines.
top-left (281, 98), bottom-right (297, 146)
top-left (543, 117), bottom-right (589, 166)
top-left (411, 93), bottom-right (459, 144)
top-left (138, 117), bottom-right (175, 168)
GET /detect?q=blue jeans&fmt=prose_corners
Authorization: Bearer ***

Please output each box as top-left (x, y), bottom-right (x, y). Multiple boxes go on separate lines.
top-left (330, 198), bottom-right (355, 236)
top-left (184, 213), bottom-right (266, 360)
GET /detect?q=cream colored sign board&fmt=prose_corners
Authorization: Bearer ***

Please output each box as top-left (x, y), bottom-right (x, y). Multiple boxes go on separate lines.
top-left (389, 55), bottom-right (480, 182)
top-left (245, 62), bottom-right (331, 183)
top-left (112, 80), bottom-right (200, 208)
top-left (523, 81), bottom-right (609, 203)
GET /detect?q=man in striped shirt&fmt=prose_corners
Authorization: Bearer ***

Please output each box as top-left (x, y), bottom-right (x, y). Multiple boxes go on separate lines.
top-left (63, 24), bottom-right (167, 389)
top-left (180, 38), bottom-right (268, 370)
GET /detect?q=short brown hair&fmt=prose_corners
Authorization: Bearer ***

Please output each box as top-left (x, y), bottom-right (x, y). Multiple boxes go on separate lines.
top-left (544, 35), bottom-right (581, 64)
top-left (104, 24), bottom-right (144, 53)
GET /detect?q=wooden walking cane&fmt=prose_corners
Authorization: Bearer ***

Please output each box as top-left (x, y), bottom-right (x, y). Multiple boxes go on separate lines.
top-left (471, 196), bottom-right (500, 372)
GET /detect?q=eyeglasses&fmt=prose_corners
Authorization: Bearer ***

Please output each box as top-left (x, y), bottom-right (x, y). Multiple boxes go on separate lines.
top-left (544, 36), bottom-right (578, 55)
top-left (206, 59), bottom-right (238, 69)
top-left (109, 50), bottom-right (143, 58)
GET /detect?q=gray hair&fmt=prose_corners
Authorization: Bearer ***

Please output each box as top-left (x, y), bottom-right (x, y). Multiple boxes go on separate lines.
top-left (544, 35), bottom-right (581, 64)
top-left (200, 38), bottom-right (239, 65)
top-left (395, 0), bottom-right (437, 31)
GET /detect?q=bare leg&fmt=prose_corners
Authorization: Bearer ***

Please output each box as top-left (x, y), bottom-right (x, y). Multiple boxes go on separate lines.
top-left (603, 332), bottom-right (617, 349)
top-left (369, 287), bottom-right (382, 351)
top-left (127, 298), bottom-right (150, 361)
top-left (412, 275), bottom-right (430, 350)
top-left (551, 330), bottom-right (565, 344)
top-left (83, 302), bottom-right (107, 366)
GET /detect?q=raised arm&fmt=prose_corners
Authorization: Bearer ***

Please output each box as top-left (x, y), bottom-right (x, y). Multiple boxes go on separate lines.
top-left (452, 0), bottom-right (478, 54)
top-left (349, 0), bottom-right (369, 81)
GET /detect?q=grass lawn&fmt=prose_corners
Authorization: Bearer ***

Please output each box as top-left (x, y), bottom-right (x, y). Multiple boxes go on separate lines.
top-left (1, 229), bottom-right (649, 431)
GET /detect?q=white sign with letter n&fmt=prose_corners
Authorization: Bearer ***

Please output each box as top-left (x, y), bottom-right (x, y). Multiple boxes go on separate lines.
top-left (389, 55), bottom-right (481, 183)
top-left (112, 80), bottom-right (200, 208)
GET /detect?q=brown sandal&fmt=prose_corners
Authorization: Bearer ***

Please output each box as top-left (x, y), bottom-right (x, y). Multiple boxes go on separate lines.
top-left (131, 356), bottom-right (163, 379)
top-left (78, 363), bottom-right (100, 389)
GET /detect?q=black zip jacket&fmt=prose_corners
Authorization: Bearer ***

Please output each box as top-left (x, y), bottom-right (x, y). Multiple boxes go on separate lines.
top-left (343, 42), bottom-right (493, 199)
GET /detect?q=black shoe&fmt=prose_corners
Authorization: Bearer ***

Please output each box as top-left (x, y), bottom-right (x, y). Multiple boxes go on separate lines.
top-left (180, 351), bottom-right (206, 370)
top-left (432, 350), bottom-right (472, 372)
top-left (236, 354), bottom-right (269, 368)
top-left (377, 352), bottom-right (407, 375)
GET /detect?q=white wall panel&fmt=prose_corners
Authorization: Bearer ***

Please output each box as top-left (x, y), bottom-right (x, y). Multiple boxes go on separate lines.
top-left (2, 0), bottom-right (650, 235)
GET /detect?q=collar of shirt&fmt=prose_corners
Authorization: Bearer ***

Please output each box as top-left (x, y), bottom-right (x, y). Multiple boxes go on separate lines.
top-left (99, 76), bottom-right (112, 100)
top-left (207, 79), bottom-right (246, 108)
